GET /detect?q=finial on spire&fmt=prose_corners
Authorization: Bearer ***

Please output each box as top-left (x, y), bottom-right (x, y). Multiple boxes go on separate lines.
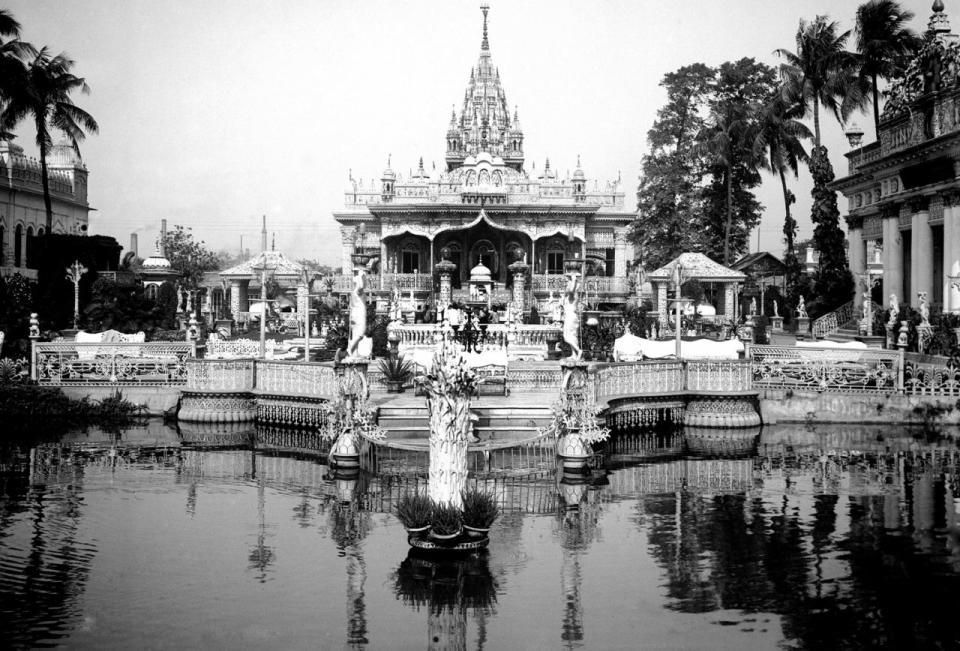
top-left (481, 3), bottom-right (489, 51)
top-left (930, 0), bottom-right (951, 34)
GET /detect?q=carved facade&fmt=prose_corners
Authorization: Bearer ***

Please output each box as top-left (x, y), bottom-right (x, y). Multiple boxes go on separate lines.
top-left (834, 3), bottom-right (960, 312)
top-left (332, 7), bottom-right (634, 307)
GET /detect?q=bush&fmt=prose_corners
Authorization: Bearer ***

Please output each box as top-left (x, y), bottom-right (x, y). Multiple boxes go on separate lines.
top-left (378, 355), bottom-right (414, 382)
top-left (0, 386), bottom-right (143, 428)
top-left (460, 488), bottom-right (499, 529)
top-left (395, 492), bottom-right (432, 529)
top-left (430, 501), bottom-right (463, 536)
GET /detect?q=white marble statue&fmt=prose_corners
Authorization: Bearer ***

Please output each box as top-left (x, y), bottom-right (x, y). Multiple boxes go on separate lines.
top-left (919, 291), bottom-right (930, 327)
top-left (347, 268), bottom-right (367, 358)
top-left (772, 300), bottom-right (779, 318)
top-left (749, 297), bottom-right (757, 316)
top-left (888, 293), bottom-right (899, 326)
top-left (796, 296), bottom-right (808, 319)
top-left (562, 272), bottom-right (582, 360)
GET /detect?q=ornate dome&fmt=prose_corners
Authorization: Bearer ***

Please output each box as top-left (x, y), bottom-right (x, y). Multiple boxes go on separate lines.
top-left (469, 260), bottom-right (492, 282)
top-left (141, 247), bottom-right (172, 269)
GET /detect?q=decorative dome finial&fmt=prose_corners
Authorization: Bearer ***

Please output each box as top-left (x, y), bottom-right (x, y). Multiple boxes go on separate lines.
top-left (481, 3), bottom-right (489, 51)
top-left (930, 0), bottom-right (951, 34)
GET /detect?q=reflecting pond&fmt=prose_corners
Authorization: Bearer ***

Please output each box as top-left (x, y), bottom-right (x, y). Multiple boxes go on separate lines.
top-left (3, 420), bottom-right (960, 650)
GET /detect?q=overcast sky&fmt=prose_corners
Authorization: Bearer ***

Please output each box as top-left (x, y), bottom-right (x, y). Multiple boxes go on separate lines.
top-left (3, 0), bottom-right (945, 266)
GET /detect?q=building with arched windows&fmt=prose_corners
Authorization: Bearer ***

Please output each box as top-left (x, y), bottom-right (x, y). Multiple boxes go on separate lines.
top-left (0, 138), bottom-right (92, 279)
top-left (332, 6), bottom-right (635, 311)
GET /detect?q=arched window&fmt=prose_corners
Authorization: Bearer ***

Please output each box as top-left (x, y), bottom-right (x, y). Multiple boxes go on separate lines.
top-left (145, 284), bottom-right (159, 302)
top-left (0, 225), bottom-right (4, 266)
top-left (25, 226), bottom-right (33, 267)
top-left (14, 225), bottom-right (22, 267)
top-left (400, 240), bottom-right (420, 274)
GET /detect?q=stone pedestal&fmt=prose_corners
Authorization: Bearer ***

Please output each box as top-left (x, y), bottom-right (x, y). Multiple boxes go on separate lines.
top-left (435, 259), bottom-right (456, 310)
top-left (769, 316), bottom-right (784, 333)
top-left (795, 316), bottom-right (810, 340)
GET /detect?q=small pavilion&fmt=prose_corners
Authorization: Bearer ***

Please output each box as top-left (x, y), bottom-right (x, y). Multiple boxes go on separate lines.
top-left (731, 252), bottom-right (786, 317)
top-left (648, 253), bottom-right (746, 324)
top-left (219, 250), bottom-right (306, 325)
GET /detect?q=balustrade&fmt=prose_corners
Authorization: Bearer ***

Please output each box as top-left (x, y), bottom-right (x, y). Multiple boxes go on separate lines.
top-left (33, 341), bottom-right (196, 386)
top-left (185, 358), bottom-right (255, 391)
top-left (594, 362), bottom-right (686, 401)
top-left (685, 359), bottom-right (753, 392)
top-left (254, 360), bottom-right (339, 399)
top-left (394, 323), bottom-right (561, 360)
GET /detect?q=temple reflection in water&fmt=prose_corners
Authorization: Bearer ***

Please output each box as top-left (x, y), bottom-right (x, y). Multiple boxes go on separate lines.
top-left (4, 421), bottom-right (960, 649)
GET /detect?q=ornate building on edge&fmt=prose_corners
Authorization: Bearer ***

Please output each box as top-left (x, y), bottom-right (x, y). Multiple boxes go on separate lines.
top-left (835, 2), bottom-right (960, 313)
top-left (332, 6), bottom-right (635, 310)
top-left (0, 139), bottom-right (92, 279)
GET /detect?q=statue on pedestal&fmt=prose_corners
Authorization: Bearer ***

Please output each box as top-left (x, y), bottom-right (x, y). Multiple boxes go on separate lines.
top-left (888, 294), bottom-right (899, 326)
top-left (796, 296), bottom-right (808, 318)
top-left (347, 268), bottom-right (367, 358)
top-left (562, 273), bottom-right (582, 360)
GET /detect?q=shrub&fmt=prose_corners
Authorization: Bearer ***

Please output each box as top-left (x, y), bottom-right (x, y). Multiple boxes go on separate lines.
top-left (430, 501), bottom-right (463, 536)
top-left (378, 355), bottom-right (414, 382)
top-left (460, 488), bottom-right (499, 529)
top-left (395, 492), bottom-right (432, 529)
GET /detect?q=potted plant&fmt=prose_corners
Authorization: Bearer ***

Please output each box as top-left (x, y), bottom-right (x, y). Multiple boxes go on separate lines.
top-left (429, 501), bottom-right (463, 541)
top-left (396, 492), bottom-right (433, 536)
top-left (378, 354), bottom-right (414, 393)
top-left (460, 488), bottom-right (499, 536)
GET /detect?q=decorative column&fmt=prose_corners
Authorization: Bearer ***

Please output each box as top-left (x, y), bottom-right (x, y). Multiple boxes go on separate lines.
top-left (943, 192), bottom-right (960, 312)
top-left (656, 282), bottom-right (668, 324)
top-left (340, 225), bottom-right (355, 275)
top-left (508, 259), bottom-right (529, 313)
top-left (229, 279), bottom-right (242, 316)
top-left (296, 280), bottom-right (308, 336)
top-left (882, 205), bottom-right (903, 304)
top-left (847, 219), bottom-right (866, 313)
top-left (65, 260), bottom-right (87, 330)
top-left (435, 248), bottom-right (457, 311)
top-left (912, 197), bottom-right (934, 302)
top-left (724, 283), bottom-right (735, 324)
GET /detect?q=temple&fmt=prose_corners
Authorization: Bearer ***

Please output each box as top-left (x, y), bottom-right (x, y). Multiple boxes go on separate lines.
top-left (834, 1), bottom-right (960, 313)
top-left (332, 5), bottom-right (635, 313)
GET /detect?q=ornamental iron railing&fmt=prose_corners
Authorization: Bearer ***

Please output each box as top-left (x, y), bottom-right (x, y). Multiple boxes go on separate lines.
top-left (902, 353), bottom-right (960, 397)
top-left (32, 341), bottom-right (196, 386)
top-left (750, 344), bottom-right (902, 394)
top-left (811, 300), bottom-right (854, 339)
top-left (185, 358), bottom-right (254, 391)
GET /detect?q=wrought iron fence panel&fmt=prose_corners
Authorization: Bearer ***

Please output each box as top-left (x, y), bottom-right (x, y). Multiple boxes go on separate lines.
top-left (594, 362), bottom-right (686, 401)
top-left (254, 360), bottom-right (339, 399)
top-left (902, 354), bottom-right (960, 396)
top-left (750, 344), bottom-right (901, 393)
top-left (685, 359), bottom-right (753, 392)
top-left (33, 341), bottom-right (196, 386)
top-left (811, 300), bottom-right (854, 339)
top-left (185, 358), bottom-right (255, 391)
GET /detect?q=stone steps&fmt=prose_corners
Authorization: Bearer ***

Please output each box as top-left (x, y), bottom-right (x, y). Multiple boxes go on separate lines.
top-left (378, 405), bottom-right (553, 437)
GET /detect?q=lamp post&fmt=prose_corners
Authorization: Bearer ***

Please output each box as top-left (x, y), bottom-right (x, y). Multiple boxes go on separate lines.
top-left (251, 260), bottom-right (276, 358)
top-left (65, 260), bottom-right (88, 330)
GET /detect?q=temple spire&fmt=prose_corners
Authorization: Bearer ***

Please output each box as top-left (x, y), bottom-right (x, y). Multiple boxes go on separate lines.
top-left (481, 3), bottom-right (489, 51)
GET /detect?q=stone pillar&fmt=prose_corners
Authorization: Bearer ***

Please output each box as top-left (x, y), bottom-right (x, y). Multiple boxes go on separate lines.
top-left (340, 225), bottom-right (354, 275)
top-left (944, 193), bottom-right (960, 312)
top-left (508, 260), bottom-right (529, 313)
top-left (230, 279), bottom-right (242, 316)
top-left (656, 283), bottom-right (668, 324)
top-left (848, 223), bottom-right (866, 313)
top-left (912, 198), bottom-right (934, 302)
top-left (297, 281), bottom-right (308, 334)
top-left (435, 259), bottom-right (456, 310)
top-left (724, 284), bottom-right (735, 322)
top-left (613, 230), bottom-right (628, 278)
top-left (882, 211), bottom-right (903, 303)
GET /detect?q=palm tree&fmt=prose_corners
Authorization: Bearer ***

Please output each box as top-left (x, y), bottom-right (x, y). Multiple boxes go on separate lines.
top-left (776, 15), bottom-right (865, 147)
top-left (856, 0), bottom-right (920, 137)
top-left (0, 10), bottom-right (35, 140)
top-left (696, 110), bottom-right (743, 264)
top-left (752, 95), bottom-right (812, 262)
top-left (3, 48), bottom-right (98, 232)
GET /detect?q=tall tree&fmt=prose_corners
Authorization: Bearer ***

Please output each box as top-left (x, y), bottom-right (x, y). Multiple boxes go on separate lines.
top-left (0, 10), bottom-right (34, 140)
top-left (697, 58), bottom-right (776, 264)
top-left (752, 94), bottom-right (812, 308)
top-left (855, 0), bottom-right (920, 137)
top-left (632, 64), bottom-right (714, 269)
top-left (160, 225), bottom-right (221, 291)
top-left (776, 16), bottom-right (865, 147)
top-left (777, 16), bottom-right (861, 313)
top-left (2, 48), bottom-right (98, 232)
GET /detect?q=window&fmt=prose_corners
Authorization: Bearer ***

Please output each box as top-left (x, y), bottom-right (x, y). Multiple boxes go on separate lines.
top-left (14, 225), bottom-right (22, 267)
top-left (0, 225), bottom-right (4, 266)
top-left (547, 251), bottom-right (564, 274)
top-left (605, 248), bottom-right (615, 276)
top-left (401, 250), bottom-right (419, 273)
top-left (25, 226), bottom-right (33, 267)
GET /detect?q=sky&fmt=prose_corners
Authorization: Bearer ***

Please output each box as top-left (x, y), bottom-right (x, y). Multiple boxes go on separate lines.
top-left (3, 0), bottom-right (946, 267)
